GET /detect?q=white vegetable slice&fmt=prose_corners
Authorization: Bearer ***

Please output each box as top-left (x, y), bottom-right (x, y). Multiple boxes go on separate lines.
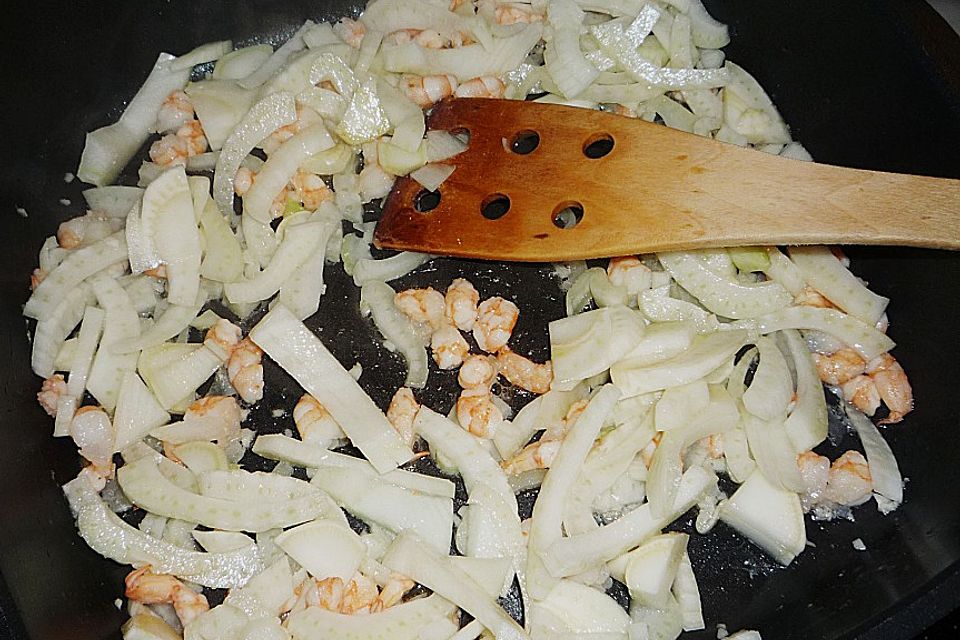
top-left (744, 414), bottom-right (805, 492)
top-left (415, 407), bottom-right (525, 568)
top-left (82, 185), bottom-right (144, 218)
top-left (169, 40), bottom-right (232, 71)
top-left (239, 20), bottom-right (313, 89)
top-left (655, 381), bottom-right (709, 432)
top-left (198, 199), bottom-right (244, 283)
top-left (78, 53), bottom-right (191, 186)
top-left (192, 530), bottom-right (256, 553)
top-left (540, 466), bottom-right (714, 578)
top-left (53, 306), bottom-right (105, 437)
top-left (846, 405), bottom-right (903, 513)
top-left (63, 475), bottom-right (263, 588)
top-left (225, 220), bottom-right (326, 303)
top-left (335, 75), bottom-right (391, 146)
top-left (409, 163), bottom-right (455, 192)
top-left (24, 231), bottom-right (127, 321)
top-left (610, 329), bottom-right (748, 398)
top-left (277, 205), bottom-right (340, 320)
top-left (310, 466), bottom-right (453, 553)
top-left (647, 386), bottom-right (738, 517)
top-left (718, 468), bottom-right (806, 565)
top-left (638, 286), bottom-right (719, 333)
top-left (243, 124), bottom-right (335, 223)
top-left (147, 345), bottom-right (222, 409)
top-left (424, 130), bottom-right (468, 163)
top-left (117, 456), bottom-right (331, 532)
top-left (86, 277), bottom-right (140, 410)
top-left (249, 306), bottom-right (414, 473)
top-left (285, 594), bottom-right (456, 640)
top-left (383, 25), bottom-right (543, 81)
top-left (382, 532), bottom-right (530, 640)
top-left (530, 579), bottom-right (631, 636)
top-left (197, 470), bottom-right (319, 502)
top-left (735, 306), bottom-right (894, 360)
top-left (741, 336), bottom-right (792, 420)
top-left (122, 614), bottom-right (180, 640)
top-left (658, 251), bottom-right (791, 319)
top-left (352, 251), bottom-right (433, 286)
top-left (32, 283), bottom-right (94, 379)
top-left (545, 0), bottom-right (600, 99)
top-left (788, 246), bottom-right (888, 324)
top-left (170, 441), bottom-right (229, 474)
top-left (780, 330), bottom-right (828, 452)
top-left (213, 45), bottom-right (274, 80)
top-left (624, 533), bottom-right (688, 608)
top-left (621, 321), bottom-right (698, 366)
top-left (113, 372), bottom-right (170, 452)
top-left (448, 556), bottom-right (513, 599)
top-left (275, 520), bottom-right (365, 580)
top-left (185, 79), bottom-right (258, 151)
top-left (213, 92), bottom-right (298, 218)
top-left (112, 299), bottom-right (204, 354)
top-left (672, 552), bottom-right (704, 632)
top-left (527, 385), bottom-right (620, 599)
top-left (360, 281), bottom-right (429, 388)
top-left (723, 426), bottom-right (756, 484)
top-left (142, 166), bottom-right (202, 306)
top-left (723, 62), bottom-right (790, 144)
top-left (549, 306), bottom-right (646, 390)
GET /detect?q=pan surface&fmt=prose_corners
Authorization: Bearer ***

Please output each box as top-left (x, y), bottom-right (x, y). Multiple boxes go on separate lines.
top-left (0, 1), bottom-right (959, 639)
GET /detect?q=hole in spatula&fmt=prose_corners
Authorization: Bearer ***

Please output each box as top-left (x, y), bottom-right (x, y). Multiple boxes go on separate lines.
top-left (509, 130), bottom-right (540, 155)
top-left (414, 189), bottom-right (441, 213)
top-left (583, 133), bottom-right (614, 159)
top-left (552, 202), bottom-right (584, 229)
top-left (481, 194), bottom-right (511, 220)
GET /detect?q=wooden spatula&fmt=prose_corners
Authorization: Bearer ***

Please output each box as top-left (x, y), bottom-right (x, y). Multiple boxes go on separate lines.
top-left (375, 98), bottom-right (960, 261)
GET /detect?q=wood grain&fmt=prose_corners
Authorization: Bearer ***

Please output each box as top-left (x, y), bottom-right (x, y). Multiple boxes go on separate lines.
top-left (374, 98), bottom-right (960, 261)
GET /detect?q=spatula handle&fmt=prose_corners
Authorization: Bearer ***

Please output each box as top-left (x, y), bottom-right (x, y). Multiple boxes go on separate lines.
top-left (376, 99), bottom-right (960, 261)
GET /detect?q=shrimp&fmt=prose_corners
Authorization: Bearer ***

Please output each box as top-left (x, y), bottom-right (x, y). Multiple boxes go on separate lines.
top-left (456, 391), bottom-right (504, 438)
top-left (125, 566), bottom-right (209, 627)
top-left (504, 439), bottom-right (562, 474)
top-left (333, 17), bottom-right (366, 48)
top-left (227, 338), bottom-right (264, 404)
top-left (149, 120), bottom-right (208, 168)
top-left (371, 573), bottom-right (415, 612)
top-left (56, 212), bottom-right (118, 250)
top-left (823, 450), bottom-right (873, 507)
top-left (234, 166), bottom-right (255, 197)
top-left (30, 268), bottom-right (46, 290)
top-left (37, 374), bottom-right (67, 417)
top-left (813, 347), bottom-right (866, 386)
top-left (203, 318), bottom-right (242, 361)
top-left (794, 286), bottom-right (837, 310)
top-left (291, 169), bottom-right (334, 210)
top-left (184, 395), bottom-right (242, 445)
top-left (841, 375), bottom-right (881, 417)
top-left (400, 74), bottom-right (458, 108)
top-left (494, 3), bottom-right (544, 24)
top-left (796, 450), bottom-right (830, 512)
top-left (156, 90), bottom-right (194, 134)
top-left (316, 574), bottom-right (379, 614)
top-left (431, 323), bottom-right (470, 370)
top-left (395, 287), bottom-right (446, 330)
top-left (458, 354), bottom-right (499, 390)
top-left (445, 278), bottom-right (480, 331)
top-left (387, 387), bottom-right (420, 448)
top-left (866, 353), bottom-right (913, 424)
top-left (294, 394), bottom-right (345, 445)
top-left (70, 406), bottom-right (114, 467)
top-left (315, 576), bottom-right (344, 612)
top-left (454, 76), bottom-right (506, 99)
top-left (607, 256), bottom-right (653, 295)
top-left (496, 348), bottom-right (553, 394)
top-left (639, 432), bottom-right (663, 468)
top-left (473, 297), bottom-right (519, 353)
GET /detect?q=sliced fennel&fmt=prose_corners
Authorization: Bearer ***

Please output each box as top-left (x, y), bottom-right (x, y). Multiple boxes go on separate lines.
top-left (788, 246), bottom-right (888, 324)
top-left (781, 329), bottom-right (828, 452)
top-left (549, 305), bottom-right (646, 390)
top-left (741, 336), bottom-right (792, 420)
top-left (360, 281), bottom-right (429, 388)
top-left (117, 456), bottom-right (332, 532)
top-left (718, 468), bottom-right (806, 565)
top-left (846, 405), bottom-right (903, 513)
top-left (275, 520), bottom-right (365, 580)
top-left (142, 166), bottom-right (202, 306)
top-left (248, 305), bottom-right (414, 473)
top-left (64, 475), bottom-right (263, 588)
top-left (530, 579), bottom-right (631, 636)
top-left (112, 372), bottom-right (170, 453)
top-left (623, 533), bottom-right (688, 608)
top-left (285, 594), bottom-right (457, 640)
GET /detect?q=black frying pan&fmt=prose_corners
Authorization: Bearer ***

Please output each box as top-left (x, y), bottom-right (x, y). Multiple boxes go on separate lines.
top-left (1, 1), bottom-right (959, 638)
